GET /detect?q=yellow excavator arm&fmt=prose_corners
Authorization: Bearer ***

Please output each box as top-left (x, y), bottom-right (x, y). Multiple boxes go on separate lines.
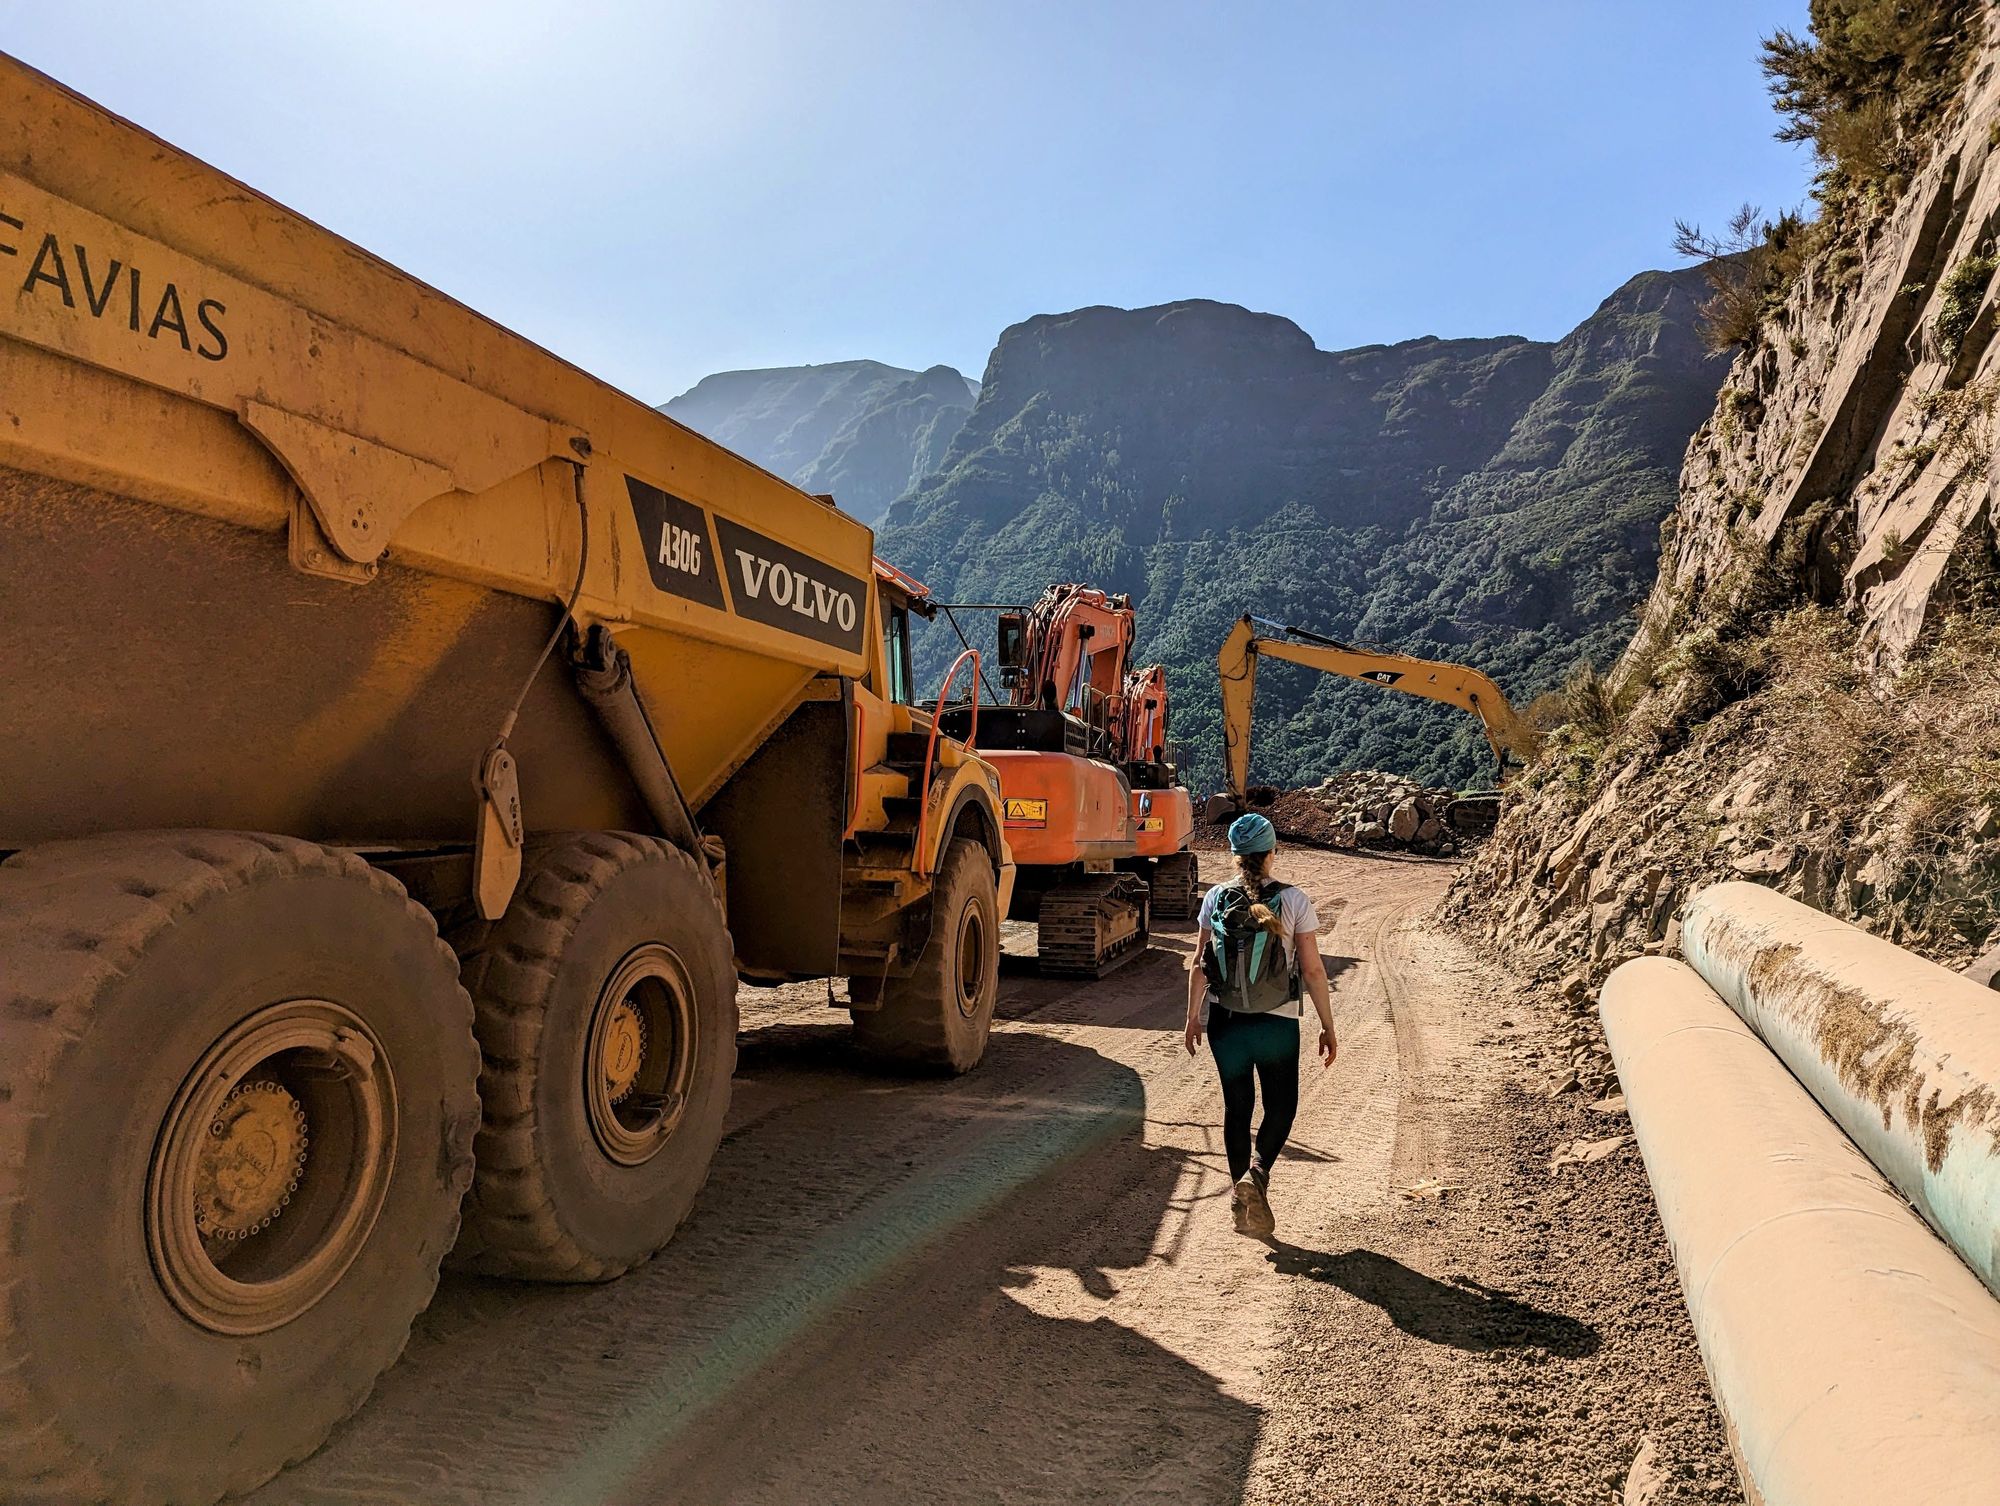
top-left (1216, 614), bottom-right (1533, 803)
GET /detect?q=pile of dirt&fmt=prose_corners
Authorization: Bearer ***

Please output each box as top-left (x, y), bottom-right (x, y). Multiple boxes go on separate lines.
top-left (1194, 771), bottom-right (1493, 855)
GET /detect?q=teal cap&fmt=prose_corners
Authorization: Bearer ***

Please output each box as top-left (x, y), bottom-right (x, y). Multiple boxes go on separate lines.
top-left (1227, 812), bottom-right (1276, 854)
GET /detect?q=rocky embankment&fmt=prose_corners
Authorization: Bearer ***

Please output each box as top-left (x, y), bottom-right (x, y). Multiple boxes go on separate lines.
top-left (1449, 13), bottom-right (2000, 1011)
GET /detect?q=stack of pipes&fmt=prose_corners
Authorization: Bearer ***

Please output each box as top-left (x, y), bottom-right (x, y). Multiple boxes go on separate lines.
top-left (1601, 883), bottom-right (2000, 1504)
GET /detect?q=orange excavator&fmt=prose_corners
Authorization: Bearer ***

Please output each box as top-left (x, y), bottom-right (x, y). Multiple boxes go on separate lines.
top-left (939, 584), bottom-right (1196, 975)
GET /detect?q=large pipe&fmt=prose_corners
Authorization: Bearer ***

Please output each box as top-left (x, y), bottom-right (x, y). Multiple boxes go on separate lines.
top-left (1601, 957), bottom-right (2000, 1504)
top-left (1682, 881), bottom-right (2000, 1297)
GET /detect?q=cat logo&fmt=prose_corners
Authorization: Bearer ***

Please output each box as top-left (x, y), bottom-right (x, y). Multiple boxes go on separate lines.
top-left (1003, 797), bottom-right (1048, 829)
top-left (1360, 670), bottom-right (1403, 685)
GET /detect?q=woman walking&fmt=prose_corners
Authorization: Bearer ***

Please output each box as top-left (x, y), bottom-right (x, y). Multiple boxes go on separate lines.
top-left (1184, 812), bottom-right (1338, 1238)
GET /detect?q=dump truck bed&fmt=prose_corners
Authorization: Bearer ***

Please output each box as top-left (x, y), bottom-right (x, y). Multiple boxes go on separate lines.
top-left (0, 51), bottom-right (871, 849)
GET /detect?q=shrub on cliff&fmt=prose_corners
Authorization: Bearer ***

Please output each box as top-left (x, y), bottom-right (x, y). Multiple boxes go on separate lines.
top-left (1763, 0), bottom-right (1986, 205)
top-left (1671, 208), bottom-right (1814, 352)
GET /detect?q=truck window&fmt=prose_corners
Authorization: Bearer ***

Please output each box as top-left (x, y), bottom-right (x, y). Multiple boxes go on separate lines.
top-left (885, 602), bottom-right (914, 703)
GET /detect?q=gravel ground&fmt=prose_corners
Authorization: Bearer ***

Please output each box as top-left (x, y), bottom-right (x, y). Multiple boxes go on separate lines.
top-left (1239, 872), bottom-right (1741, 1506)
top-left (1249, 1025), bottom-right (1741, 1502)
top-left (240, 850), bottom-right (1737, 1505)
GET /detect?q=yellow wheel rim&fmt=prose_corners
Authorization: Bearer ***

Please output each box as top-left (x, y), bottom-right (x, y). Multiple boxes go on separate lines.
top-left (583, 945), bottom-right (697, 1167)
top-left (147, 1001), bottom-right (396, 1336)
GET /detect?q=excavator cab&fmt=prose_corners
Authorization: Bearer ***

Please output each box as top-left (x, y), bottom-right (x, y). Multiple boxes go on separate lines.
top-left (996, 610), bottom-right (1029, 693)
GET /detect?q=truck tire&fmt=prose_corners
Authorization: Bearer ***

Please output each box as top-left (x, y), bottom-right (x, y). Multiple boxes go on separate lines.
top-left (0, 831), bottom-right (479, 1506)
top-left (449, 832), bottom-right (736, 1282)
top-left (851, 839), bottom-right (999, 1073)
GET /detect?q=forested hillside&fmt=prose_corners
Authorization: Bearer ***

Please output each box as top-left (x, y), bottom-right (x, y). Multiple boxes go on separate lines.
top-left (877, 274), bottom-right (1728, 791)
top-left (661, 360), bottom-right (978, 523)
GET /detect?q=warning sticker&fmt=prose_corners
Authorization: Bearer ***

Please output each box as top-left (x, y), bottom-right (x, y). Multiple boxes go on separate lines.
top-left (1003, 797), bottom-right (1048, 828)
top-left (1139, 817), bottom-right (1164, 832)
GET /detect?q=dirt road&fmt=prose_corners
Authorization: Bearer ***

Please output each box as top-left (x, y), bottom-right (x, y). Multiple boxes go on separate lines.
top-left (244, 850), bottom-right (1734, 1505)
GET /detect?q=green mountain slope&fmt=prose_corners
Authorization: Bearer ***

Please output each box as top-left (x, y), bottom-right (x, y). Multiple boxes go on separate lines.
top-left (661, 360), bottom-right (979, 524)
top-left (877, 272), bottom-right (1726, 791)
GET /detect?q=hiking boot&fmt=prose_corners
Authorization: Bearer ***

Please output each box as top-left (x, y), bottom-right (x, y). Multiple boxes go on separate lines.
top-left (1234, 1172), bottom-right (1275, 1239)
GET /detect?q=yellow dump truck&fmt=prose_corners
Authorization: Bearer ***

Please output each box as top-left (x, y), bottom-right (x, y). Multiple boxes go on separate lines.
top-left (0, 54), bottom-right (1012, 1505)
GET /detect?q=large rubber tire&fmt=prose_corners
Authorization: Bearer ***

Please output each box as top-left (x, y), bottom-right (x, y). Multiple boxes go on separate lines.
top-left (449, 832), bottom-right (736, 1282)
top-left (851, 839), bottom-right (1000, 1073)
top-left (0, 831), bottom-right (479, 1506)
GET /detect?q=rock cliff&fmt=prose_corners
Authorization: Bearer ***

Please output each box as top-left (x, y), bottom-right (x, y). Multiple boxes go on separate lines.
top-left (1453, 9), bottom-right (2000, 986)
top-left (880, 279), bottom-right (1727, 791)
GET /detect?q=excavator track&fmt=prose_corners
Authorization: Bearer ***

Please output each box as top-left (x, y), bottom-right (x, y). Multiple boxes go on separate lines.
top-left (1037, 873), bottom-right (1151, 978)
top-left (1147, 851), bottom-right (1200, 921)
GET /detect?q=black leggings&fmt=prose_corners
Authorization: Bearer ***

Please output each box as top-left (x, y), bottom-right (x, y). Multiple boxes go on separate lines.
top-left (1207, 1005), bottom-right (1300, 1182)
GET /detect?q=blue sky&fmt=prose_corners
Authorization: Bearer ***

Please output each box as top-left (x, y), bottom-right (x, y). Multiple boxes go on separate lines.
top-left (5, 1), bottom-right (1813, 400)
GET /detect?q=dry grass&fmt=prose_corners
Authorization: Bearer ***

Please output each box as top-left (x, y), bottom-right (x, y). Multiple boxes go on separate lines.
top-left (1921, 372), bottom-right (2000, 468)
top-left (1932, 251), bottom-right (1998, 363)
top-left (1756, 605), bottom-right (2000, 943)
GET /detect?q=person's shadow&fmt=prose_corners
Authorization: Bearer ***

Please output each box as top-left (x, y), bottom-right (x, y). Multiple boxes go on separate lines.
top-left (1266, 1245), bottom-right (1599, 1358)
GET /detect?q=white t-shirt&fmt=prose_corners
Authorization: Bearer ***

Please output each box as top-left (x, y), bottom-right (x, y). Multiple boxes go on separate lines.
top-left (1195, 879), bottom-right (1322, 1020)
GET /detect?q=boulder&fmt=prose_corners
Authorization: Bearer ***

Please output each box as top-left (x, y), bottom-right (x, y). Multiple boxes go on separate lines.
top-left (1355, 820), bottom-right (1388, 844)
top-left (1387, 799), bottom-right (1422, 842)
top-left (1730, 846), bottom-right (1793, 878)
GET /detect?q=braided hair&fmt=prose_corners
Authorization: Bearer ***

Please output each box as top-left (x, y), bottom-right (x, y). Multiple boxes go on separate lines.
top-left (1232, 848), bottom-right (1287, 940)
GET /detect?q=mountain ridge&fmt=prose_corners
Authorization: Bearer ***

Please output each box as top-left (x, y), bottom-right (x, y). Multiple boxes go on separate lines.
top-left (661, 359), bottom-right (978, 523)
top-left (880, 268), bottom-right (1726, 789)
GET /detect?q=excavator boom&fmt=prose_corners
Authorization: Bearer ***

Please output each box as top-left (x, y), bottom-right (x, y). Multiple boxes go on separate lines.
top-left (1217, 614), bottom-right (1532, 803)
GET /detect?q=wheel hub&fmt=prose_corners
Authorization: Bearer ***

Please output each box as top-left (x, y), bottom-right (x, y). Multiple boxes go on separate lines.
top-left (193, 1080), bottom-right (308, 1241)
top-left (147, 999), bottom-right (397, 1336)
top-left (600, 999), bottom-right (649, 1105)
top-left (956, 903), bottom-right (989, 1018)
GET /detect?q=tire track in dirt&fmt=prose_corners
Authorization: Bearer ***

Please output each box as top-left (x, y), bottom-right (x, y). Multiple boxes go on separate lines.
top-left (1373, 895), bottom-right (1438, 1184)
